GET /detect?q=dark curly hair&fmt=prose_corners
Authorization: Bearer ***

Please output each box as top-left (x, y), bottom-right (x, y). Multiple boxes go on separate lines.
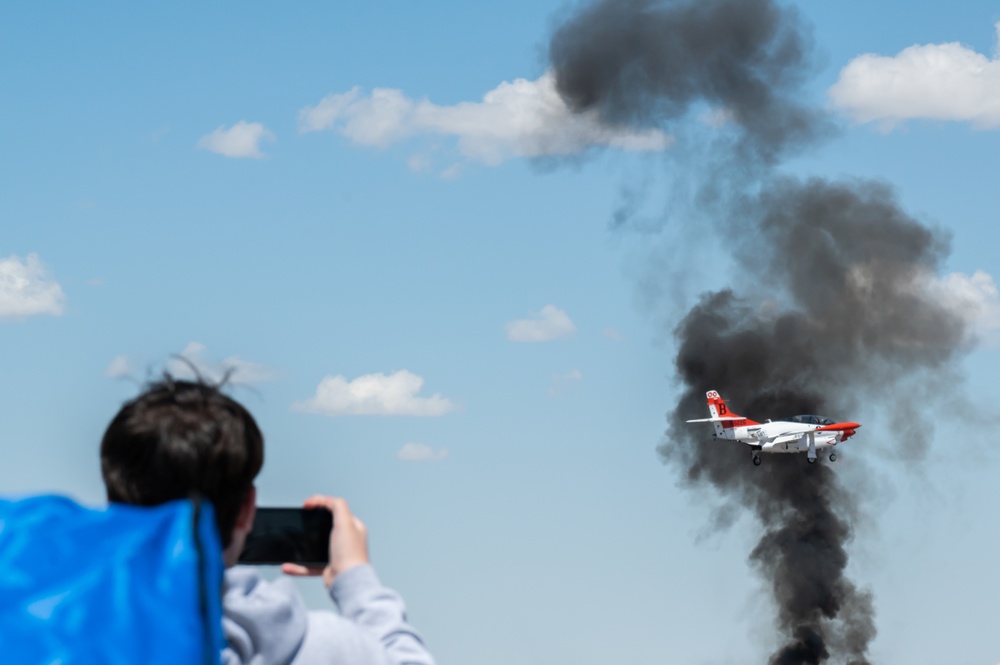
top-left (100, 376), bottom-right (264, 548)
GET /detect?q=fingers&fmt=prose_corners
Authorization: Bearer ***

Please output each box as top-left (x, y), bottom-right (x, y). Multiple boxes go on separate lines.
top-left (279, 496), bottom-right (368, 584)
top-left (281, 563), bottom-right (324, 577)
top-left (301, 494), bottom-right (335, 510)
top-left (352, 515), bottom-right (367, 536)
top-left (298, 494), bottom-right (371, 587)
top-left (302, 496), bottom-right (369, 541)
top-left (302, 495), bottom-right (352, 524)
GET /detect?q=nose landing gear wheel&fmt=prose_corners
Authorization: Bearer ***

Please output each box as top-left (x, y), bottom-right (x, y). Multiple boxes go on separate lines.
top-left (807, 457), bottom-right (816, 464)
top-left (829, 452), bottom-right (837, 462)
top-left (752, 455), bottom-right (761, 466)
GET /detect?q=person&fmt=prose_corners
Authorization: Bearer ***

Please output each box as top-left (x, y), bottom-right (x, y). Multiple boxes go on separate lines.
top-left (99, 376), bottom-right (435, 665)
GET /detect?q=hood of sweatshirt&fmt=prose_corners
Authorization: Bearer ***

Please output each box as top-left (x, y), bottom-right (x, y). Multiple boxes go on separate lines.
top-left (221, 567), bottom-right (307, 665)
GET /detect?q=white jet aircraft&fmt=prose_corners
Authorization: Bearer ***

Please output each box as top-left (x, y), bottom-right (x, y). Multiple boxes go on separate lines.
top-left (686, 390), bottom-right (860, 466)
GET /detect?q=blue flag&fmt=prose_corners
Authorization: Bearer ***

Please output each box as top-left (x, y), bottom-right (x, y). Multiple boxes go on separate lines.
top-left (0, 495), bottom-right (223, 665)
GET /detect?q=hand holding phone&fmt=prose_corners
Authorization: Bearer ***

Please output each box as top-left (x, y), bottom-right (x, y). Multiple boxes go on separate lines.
top-left (239, 495), bottom-right (369, 588)
top-left (281, 496), bottom-right (369, 588)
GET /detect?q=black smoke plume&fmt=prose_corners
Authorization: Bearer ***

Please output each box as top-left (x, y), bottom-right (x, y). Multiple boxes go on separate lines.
top-left (664, 178), bottom-right (965, 664)
top-left (549, 0), bottom-right (974, 662)
top-left (550, 0), bottom-right (831, 165)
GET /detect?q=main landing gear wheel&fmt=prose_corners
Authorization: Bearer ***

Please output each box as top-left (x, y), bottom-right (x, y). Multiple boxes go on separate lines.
top-left (752, 455), bottom-right (762, 467)
top-left (807, 457), bottom-right (817, 464)
top-left (829, 452), bottom-right (837, 462)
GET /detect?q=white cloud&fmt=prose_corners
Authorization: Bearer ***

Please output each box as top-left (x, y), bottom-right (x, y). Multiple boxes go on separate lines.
top-left (849, 266), bottom-right (1000, 345)
top-left (104, 355), bottom-right (132, 378)
top-left (927, 270), bottom-right (1000, 344)
top-left (197, 121), bottom-right (275, 158)
top-left (548, 368), bottom-right (583, 396)
top-left (602, 327), bottom-right (625, 341)
top-left (396, 443), bottom-right (449, 462)
top-left (407, 153), bottom-right (432, 173)
top-left (166, 342), bottom-right (275, 384)
top-left (699, 107), bottom-right (734, 128)
top-left (830, 23), bottom-right (1000, 128)
top-left (0, 253), bottom-right (65, 321)
top-left (439, 163), bottom-right (463, 180)
top-left (298, 71), bottom-right (672, 166)
top-left (505, 305), bottom-right (577, 342)
top-left (293, 370), bottom-right (455, 417)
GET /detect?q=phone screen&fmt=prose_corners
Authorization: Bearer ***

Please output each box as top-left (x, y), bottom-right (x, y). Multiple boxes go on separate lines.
top-left (238, 507), bottom-right (333, 566)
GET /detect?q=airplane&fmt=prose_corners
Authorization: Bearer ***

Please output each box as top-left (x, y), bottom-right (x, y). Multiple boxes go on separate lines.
top-left (686, 390), bottom-right (860, 466)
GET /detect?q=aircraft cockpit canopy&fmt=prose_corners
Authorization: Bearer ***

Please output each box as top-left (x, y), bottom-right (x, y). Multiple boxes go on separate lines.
top-left (789, 414), bottom-right (834, 426)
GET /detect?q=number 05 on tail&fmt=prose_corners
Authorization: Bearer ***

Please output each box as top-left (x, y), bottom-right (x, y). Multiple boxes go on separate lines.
top-left (686, 390), bottom-right (860, 467)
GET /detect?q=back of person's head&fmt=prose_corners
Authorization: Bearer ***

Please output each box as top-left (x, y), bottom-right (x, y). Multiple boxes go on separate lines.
top-left (100, 376), bottom-right (264, 548)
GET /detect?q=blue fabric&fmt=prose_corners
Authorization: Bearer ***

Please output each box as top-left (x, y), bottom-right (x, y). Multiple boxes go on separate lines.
top-left (0, 495), bottom-right (223, 665)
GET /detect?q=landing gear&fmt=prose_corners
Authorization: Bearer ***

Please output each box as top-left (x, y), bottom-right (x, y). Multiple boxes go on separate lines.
top-left (752, 455), bottom-right (762, 467)
top-left (807, 457), bottom-right (817, 464)
top-left (829, 452), bottom-right (837, 462)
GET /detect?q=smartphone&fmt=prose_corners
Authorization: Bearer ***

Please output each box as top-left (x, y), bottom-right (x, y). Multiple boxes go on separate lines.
top-left (238, 507), bottom-right (333, 566)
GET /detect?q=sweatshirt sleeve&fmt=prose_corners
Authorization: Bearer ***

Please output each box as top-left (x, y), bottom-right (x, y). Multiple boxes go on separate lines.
top-left (327, 564), bottom-right (436, 665)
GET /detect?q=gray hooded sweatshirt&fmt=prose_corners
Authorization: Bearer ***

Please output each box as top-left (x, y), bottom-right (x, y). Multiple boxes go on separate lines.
top-left (221, 564), bottom-right (435, 665)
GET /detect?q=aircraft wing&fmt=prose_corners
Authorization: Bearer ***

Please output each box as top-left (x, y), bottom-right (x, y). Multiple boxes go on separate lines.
top-left (768, 423), bottom-right (861, 443)
top-left (770, 423), bottom-right (860, 438)
top-left (762, 422), bottom-right (860, 440)
top-left (686, 417), bottom-right (743, 423)
top-left (770, 432), bottom-right (807, 443)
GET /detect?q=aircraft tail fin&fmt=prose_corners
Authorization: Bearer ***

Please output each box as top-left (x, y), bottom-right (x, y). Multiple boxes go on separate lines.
top-left (689, 390), bottom-right (759, 436)
top-left (706, 390), bottom-right (746, 420)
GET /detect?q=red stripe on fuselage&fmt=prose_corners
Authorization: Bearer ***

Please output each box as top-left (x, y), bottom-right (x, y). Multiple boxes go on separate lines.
top-left (708, 396), bottom-right (759, 428)
top-left (721, 419), bottom-right (756, 429)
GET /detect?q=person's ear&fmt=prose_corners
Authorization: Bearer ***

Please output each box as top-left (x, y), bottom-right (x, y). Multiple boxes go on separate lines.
top-left (223, 485), bottom-right (257, 567)
top-left (235, 485), bottom-right (256, 533)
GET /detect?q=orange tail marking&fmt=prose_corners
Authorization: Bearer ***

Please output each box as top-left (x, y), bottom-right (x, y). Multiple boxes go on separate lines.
top-left (706, 391), bottom-right (759, 427)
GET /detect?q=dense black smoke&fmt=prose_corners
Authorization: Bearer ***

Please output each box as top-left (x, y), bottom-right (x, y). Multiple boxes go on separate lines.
top-left (550, 0), bottom-right (831, 165)
top-left (664, 178), bottom-right (965, 663)
top-left (549, 0), bottom-right (973, 662)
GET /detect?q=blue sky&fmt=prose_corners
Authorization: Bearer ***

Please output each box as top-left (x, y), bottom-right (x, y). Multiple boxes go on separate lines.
top-left (2, 1), bottom-right (1000, 663)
